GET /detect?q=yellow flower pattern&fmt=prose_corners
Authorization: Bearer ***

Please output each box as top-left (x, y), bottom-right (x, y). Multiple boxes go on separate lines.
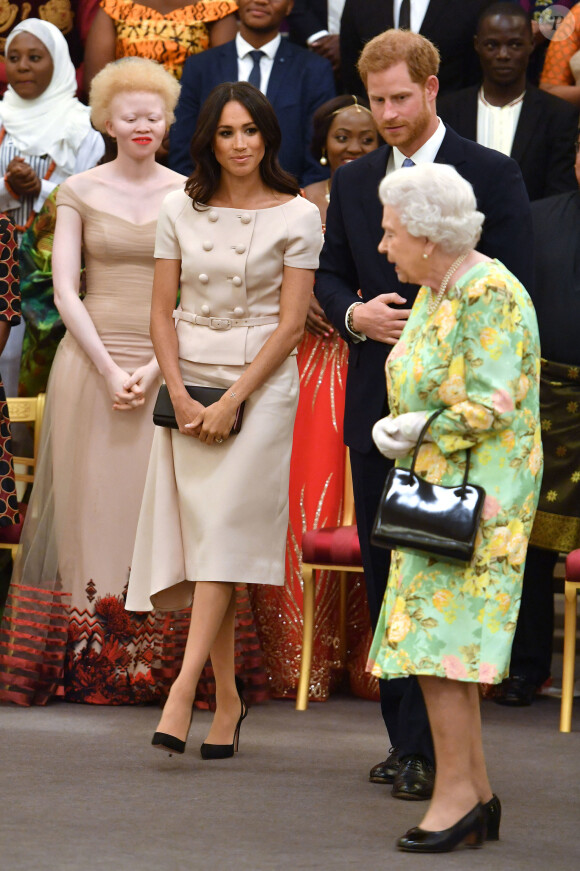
top-left (367, 261), bottom-right (542, 685)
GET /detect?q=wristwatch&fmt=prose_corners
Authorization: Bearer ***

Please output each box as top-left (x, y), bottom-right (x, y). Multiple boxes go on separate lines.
top-left (346, 301), bottom-right (366, 341)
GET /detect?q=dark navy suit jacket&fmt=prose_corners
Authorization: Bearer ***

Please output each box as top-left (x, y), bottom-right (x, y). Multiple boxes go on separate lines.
top-left (169, 38), bottom-right (336, 185)
top-left (315, 125), bottom-right (533, 453)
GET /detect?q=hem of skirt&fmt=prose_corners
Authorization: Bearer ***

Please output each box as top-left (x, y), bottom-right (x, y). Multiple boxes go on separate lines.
top-left (367, 666), bottom-right (508, 685)
top-left (530, 510), bottom-right (580, 552)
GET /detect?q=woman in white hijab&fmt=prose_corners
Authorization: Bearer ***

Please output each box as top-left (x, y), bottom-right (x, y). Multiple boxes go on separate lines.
top-left (0, 18), bottom-right (104, 395)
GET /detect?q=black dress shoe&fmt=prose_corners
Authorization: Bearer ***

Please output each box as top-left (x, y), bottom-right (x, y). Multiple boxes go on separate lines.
top-left (495, 675), bottom-right (537, 707)
top-left (483, 794), bottom-right (501, 840)
top-left (369, 747), bottom-right (400, 784)
top-left (396, 802), bottom-right (486, 852)
top-left (392, 755), bottom-right (434, 801)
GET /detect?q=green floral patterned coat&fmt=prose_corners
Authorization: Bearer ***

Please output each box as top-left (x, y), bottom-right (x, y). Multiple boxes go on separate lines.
top-left (367, 260), bottom-right (543, 685)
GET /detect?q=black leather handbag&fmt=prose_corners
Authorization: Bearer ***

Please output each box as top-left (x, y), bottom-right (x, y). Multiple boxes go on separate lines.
top-left (372, 408), bottom-right (486, 565)
top-left (153, 384), bottom-right (245, 433)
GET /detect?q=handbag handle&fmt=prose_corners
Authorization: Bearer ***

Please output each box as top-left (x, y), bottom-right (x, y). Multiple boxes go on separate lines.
top-left (409, 408), bottom-right (472, 496)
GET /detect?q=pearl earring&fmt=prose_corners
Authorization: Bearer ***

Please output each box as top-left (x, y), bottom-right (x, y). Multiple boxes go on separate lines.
top-left (319, 149), bottom-right (328, 166)
top-left (422, 252), bottom-right (429, 259)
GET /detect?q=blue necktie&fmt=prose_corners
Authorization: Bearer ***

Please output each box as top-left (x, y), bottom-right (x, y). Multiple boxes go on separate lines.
top-left (248, 50), bottom-right (264, 91)
top-left (402, 157), bottom-right (415, 168)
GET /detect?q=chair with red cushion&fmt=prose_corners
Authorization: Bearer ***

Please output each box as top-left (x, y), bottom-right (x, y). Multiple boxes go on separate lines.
top-left (296, 450), bottom-right (365, 710)
top-left (0, 394), bottom-right (45, 559)
top-left (560, 548), bottom-right (580, 732)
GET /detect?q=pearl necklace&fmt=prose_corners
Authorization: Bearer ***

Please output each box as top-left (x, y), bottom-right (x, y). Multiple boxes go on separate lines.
top-left (427, 252), bottom-right (469, 315)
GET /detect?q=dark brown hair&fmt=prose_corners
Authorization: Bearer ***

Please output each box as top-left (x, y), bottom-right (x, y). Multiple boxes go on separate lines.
top-left (185, 82), bottom-right (300, 208)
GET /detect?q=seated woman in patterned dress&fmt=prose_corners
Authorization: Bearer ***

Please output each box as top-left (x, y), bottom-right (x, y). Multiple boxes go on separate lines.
top-left (83, 0), bottom-right (238, 89)
top-left (370, 164), bottom-right (542, 852)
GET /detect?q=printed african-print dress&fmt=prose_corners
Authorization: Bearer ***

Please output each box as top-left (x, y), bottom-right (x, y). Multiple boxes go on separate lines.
top-left (100, 0), bottom-right (238, 80)
top-left (0, 214), bottom-right (20, 528)
top-left (367, 260), bottom-right (543, 685)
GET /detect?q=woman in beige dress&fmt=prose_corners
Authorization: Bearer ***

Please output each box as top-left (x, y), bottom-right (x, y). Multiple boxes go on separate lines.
top-left (0, 59), bottom-right (185, 706)
top-left (126, 82), bottom-right (322, 757)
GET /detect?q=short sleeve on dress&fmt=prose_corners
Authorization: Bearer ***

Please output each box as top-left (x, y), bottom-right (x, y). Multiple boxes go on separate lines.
top-left (56, 184), bottom-right (85, 217)
top-left (0, 217), bottom-right (20, 325)
top-left (283, 198), bottom-right (323, 269)
top-left (154, 191), bottom-right (185, 259)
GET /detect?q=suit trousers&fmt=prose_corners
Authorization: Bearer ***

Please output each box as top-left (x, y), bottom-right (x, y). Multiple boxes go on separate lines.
top-left (349, 445), bottom-right (434, 764)
top-left (508, 545), bottom-right (558, 687)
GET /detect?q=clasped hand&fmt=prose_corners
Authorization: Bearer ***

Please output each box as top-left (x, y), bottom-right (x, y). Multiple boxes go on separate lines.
top-left (352, 293), bottom-right (411, 345)
top-left (372, 411), bottom-right (431, 459)
top-left (179, 394), bottom-right (238, 445)
top-left (107, 362), bottom-right (159, 411)
top-left (5, 157), bottom-right (41, 198)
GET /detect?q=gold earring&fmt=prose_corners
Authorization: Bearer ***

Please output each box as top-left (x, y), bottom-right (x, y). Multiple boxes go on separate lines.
top-left (320, 148), bottom-right (328, 166)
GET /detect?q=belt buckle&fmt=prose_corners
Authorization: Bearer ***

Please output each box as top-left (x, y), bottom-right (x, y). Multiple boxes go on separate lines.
top-left (209, 317), bottom-right (232, 331)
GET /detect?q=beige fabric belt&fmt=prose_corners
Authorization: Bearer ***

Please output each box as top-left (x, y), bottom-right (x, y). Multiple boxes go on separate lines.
top-left (173, 310), bottom-right (279, 331)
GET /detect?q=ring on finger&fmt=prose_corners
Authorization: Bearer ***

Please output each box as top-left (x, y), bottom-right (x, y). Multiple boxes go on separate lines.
top-left (215, 438), bottom-right (223, 444)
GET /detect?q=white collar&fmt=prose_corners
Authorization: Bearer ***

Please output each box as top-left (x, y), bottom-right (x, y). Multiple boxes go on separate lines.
top-left (392, 118), bottom-right (446, 169)
top-left (236, 33), bottom-right (281, 61)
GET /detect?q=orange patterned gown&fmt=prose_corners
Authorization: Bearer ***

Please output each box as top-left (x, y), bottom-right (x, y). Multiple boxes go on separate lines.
top-left (100, 0), bottom-right (238, 79)
top-left (250, 328), bottom-right (379, 703)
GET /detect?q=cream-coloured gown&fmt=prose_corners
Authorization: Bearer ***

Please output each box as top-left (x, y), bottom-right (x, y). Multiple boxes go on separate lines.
top-left (126, 192), bottom-right (323, 612)
top-left (3, 184), bottom-right (165, 704)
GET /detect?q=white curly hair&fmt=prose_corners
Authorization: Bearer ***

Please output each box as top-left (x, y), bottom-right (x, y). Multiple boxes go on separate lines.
top-left (378, 163), bottom-right (484, 256)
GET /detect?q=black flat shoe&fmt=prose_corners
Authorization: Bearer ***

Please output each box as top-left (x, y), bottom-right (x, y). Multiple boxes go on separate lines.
top-left (200, 676), bottom-right (248, 760)
top-left (396, 802), bottom-right (486, 853)
top-left (152, 700), bottom-right (195, 756)
top-left (495, 675), bottom-right (537, 707)
top-left (392, 755), bottom-right (434, 800)
top-left (369, 747), bottom-right (400, 784)
top-left (483, 794), bottom-right (501, 840)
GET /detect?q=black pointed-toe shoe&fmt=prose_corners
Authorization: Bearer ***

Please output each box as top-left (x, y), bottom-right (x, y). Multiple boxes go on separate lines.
top-left (483, 794), bottom-right (501, 840)
top-left (396, 803), bottom-right (486, 853)
top-left (369, 748), bottom-right (400, 784)
top-left (392, 755), bottom-right (434, 800)
top-left (200, 676), bottom-right (248, 760)
top-left (152, 702), bottom-right (194, 756)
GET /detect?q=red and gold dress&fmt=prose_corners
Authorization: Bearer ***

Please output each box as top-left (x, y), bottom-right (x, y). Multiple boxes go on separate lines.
top-left (250, 326), bottom-right (379, 702)
top-left (100, 0), bottom-right (238, 79)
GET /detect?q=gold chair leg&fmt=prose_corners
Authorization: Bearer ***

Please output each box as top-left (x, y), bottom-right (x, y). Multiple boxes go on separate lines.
top-left (296, 565), bottom-right (315, 711)
top-left (560, 581), bottom-right (578, 733)
top-left (338, 571), bottom-right (347, 664)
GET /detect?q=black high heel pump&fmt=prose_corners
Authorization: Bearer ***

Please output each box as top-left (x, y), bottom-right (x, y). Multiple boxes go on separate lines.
top-left (396, 802), bottom-right (486, 853)
top-left (200, 676), bottom-right (248, 760)
top-left (152, 700), bottom-right (195, 756)
top-left (483, 794), bottom-right (501, 840)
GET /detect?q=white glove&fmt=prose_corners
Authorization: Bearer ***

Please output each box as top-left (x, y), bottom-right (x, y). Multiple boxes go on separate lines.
top-left (372, 411), bottom-right (431, 460)
top-left (395, 411), bottom-right (432, 443)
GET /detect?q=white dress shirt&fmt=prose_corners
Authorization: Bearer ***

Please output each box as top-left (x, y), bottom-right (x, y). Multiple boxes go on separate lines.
top-left (394, 0), bottom-right (430, 31)
top-left (476, 89), bottom-right (525, 157)
top-left (236, 33), bottom-right (281, 95)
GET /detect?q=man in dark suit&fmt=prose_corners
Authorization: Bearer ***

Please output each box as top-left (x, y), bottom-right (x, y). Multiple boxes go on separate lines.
top-left (340, 0), bottom-right (494, 96)
top-left (169, 0), bottom-right (336, 185)
top-left (438, 1), bottom-right (579, 201)
top-left (316, 27), bottom-right (532, 801)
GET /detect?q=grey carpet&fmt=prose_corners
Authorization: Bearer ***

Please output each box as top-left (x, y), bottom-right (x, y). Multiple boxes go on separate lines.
top-left (1, 694), bottom-right (579, 871)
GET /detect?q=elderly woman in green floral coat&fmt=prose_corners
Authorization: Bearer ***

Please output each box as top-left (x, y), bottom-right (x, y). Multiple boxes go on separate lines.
top-left (369, 163), bottom-right (542, 853)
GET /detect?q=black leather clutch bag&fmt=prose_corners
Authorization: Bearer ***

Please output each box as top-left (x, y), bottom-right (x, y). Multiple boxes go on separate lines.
top-left (153, 384), bottom-right (245, 433)
top-left (372, 409), bottom-right (486, 565)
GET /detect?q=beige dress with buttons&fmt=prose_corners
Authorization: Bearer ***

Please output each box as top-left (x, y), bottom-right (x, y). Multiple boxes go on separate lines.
top-left (126, 190), bottom-right (323, 611)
